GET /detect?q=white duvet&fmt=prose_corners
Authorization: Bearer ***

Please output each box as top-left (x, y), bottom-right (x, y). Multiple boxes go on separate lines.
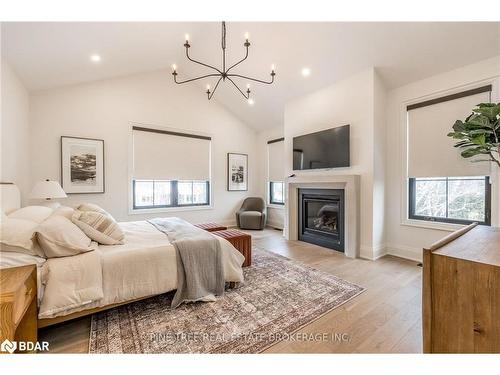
top-left (5, 220), bottom-right (245, 319)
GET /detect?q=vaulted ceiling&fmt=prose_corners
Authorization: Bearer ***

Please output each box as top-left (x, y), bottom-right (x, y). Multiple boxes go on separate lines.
top-left (2, 22), bottom-right (500, 130)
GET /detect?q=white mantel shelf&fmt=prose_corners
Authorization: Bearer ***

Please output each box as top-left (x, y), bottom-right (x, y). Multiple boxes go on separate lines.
top-left (285, 174), bottom-right (361, 258)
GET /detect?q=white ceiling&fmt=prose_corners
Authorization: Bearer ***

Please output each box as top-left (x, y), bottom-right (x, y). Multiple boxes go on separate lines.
top-left (2, 22), bottom-right (500, 130)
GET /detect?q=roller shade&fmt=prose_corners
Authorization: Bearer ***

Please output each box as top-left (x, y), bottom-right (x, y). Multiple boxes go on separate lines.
top-left (407, 87), bottom-right (491, 178)
top-left (133, 127), bottom-right (211, 180)
top-left (268, 138), bottom-right (285, 181)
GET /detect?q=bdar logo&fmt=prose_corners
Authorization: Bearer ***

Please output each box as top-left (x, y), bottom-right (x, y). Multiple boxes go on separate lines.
top-left (1, 339), bottom-right (17, 353)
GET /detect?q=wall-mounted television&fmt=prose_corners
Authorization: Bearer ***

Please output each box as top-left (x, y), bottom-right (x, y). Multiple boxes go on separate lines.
top-left (292, 125), bottom-right (350, 170)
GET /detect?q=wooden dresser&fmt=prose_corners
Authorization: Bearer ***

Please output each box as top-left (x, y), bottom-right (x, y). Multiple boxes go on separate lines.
top-left (423, 224), bottom-right (500, 353)
top-left (0, 265), bottom-right (38, 353)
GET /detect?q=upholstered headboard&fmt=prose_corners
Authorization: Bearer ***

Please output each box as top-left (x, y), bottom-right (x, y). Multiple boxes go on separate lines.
top-left (0, 182), bottom-right (21, 214)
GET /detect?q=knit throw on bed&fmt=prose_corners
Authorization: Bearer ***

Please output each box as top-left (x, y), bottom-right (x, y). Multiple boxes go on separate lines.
top-left (148, 217), bottom-right (224, 308)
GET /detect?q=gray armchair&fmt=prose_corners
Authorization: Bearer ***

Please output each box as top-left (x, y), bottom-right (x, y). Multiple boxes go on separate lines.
top-left (236, 197), bottom-right (266, 230)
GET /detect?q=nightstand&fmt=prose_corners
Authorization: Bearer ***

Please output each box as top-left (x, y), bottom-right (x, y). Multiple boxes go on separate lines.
top-left (0, 265), bottom-right (38, 354)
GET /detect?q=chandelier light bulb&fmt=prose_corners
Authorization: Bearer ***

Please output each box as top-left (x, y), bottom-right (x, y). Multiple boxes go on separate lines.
top-left (172, 64), bottom-right (177, 72)
top-left (206, 84), bottom-right (211, 91)
top-left (185, 34), bottom-right (190, 42)
top-left (246, 83), bottom-right (251, 89)
top-left (248, 98), bottom-right (255, 106)
top-left (271, 64), bottom-right (276, 71)
top-left (244, 32), bottom-right (250, 40)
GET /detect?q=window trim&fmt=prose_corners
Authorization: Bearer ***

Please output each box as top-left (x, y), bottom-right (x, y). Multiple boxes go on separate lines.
top-left (269, 181), bottom-right (285, 206)
top-left (408, 176), bottom-right (491, 226)
top-left (132, 180), bottom-right (210, 210)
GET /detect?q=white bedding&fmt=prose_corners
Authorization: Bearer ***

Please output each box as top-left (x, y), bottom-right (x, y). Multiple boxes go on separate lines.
top-left (36, 220), bottom-right (245, 319)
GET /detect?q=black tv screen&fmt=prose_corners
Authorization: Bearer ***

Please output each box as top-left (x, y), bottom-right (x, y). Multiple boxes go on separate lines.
top-left (293, 125), bottom-right (350, 170)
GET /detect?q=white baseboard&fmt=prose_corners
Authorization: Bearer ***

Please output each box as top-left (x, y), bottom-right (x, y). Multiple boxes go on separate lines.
top-left (220, 219), bottom-right (237, 228)
top-left (266, 221), bottom-right (284, 230)
top-left (360, 243), bottom-right (387, 261)
top-left (359, 243), bottom-right (422, 263)
top-left (385, 244), bottom-right (422, 263)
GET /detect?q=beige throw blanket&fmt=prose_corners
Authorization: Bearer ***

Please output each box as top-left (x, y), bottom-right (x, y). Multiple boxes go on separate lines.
top-left (148, 217), bottom-right (225, 308)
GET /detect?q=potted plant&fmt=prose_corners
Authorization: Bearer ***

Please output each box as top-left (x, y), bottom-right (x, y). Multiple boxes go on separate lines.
top-left (447, 102), bottom-right (500, 167)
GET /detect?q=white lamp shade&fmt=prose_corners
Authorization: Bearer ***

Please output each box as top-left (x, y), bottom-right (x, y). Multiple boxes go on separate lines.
top-left (30, 180), bottom-right (67, 199)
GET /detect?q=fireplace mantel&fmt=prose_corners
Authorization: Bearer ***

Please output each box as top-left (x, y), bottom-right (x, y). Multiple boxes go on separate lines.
top-left (285, 174), bottom-right (360, 258)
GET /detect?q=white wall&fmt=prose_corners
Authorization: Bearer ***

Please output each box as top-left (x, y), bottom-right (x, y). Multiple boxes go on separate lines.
top-left (372, 71), bottom-right (387, 257)
top-left (284, 68), bottom-right (386, 258)
top-left (1, 61), bottom-right (30, 204)
top-left (29, 69), bottom-right (259, 224)
top-left (385, 55), bottom-right (500, 261)
top-left (256, 125), bottom-right (285, 229)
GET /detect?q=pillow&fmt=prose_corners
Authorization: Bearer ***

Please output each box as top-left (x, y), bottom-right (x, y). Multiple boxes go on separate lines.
top-left (77, 203), bottom-right (110, 216)
top-left (72, 209), bottom-right (124, 245)
top-left (52, 206), bottom-right (74, 220)
top-left (36, 216), bottom-right (96, 258)
top-left (0, 217), bottom-right (45, 257)
top-left (8, 206), bottom-right (54, 224)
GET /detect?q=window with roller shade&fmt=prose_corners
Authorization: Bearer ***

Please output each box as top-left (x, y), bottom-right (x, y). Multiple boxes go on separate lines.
top-left (268, 138), bottom-right (285, 205)
top-left (406, 85), bottom-right (492, 225)
top-left (132, 126), bottom-right (211, 209)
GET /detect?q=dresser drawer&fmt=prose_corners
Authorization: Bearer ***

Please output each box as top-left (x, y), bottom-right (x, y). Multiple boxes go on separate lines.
top-left (13, 272), bottom-right (36, 326)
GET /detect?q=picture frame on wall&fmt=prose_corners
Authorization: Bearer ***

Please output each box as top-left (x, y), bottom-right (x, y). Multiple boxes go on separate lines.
top-left (227, 153), bottom-right (248, 191)
top-left (61, 136), bottom-right (105, 194)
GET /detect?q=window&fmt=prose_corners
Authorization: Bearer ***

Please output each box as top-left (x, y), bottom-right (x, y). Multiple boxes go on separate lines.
top-left (133, 180), bottom-right (209, 209)
top-left (267, 137), bottom-right (285, 206)
top-left (270, 181), bottom-right (285, 205)
top-left (409, 176), bottom-right (490, 225)
top-left (131, 126), bottom-right (211, 211)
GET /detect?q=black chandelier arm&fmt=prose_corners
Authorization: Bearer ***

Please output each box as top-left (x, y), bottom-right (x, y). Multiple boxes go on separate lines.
top-left (225, 46), bottom-right (249, 74)
top-left (227, 73), bottom-right (275, 85)
top-left (185, 47), bottom-right (223, 75)
top-left (173, 73), bottom-right (221, 85)
top-left (226, 77), bottom-right (250, 99)
top-left (207, 76), bottom-right (223, 100)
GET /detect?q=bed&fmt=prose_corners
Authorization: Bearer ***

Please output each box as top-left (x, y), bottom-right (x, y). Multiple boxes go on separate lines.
top-left (0, 183), bottom-right (245, 328)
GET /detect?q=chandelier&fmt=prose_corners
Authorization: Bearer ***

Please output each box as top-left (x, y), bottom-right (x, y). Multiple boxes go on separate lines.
top-left (171, 21), bottom-right (276, 101)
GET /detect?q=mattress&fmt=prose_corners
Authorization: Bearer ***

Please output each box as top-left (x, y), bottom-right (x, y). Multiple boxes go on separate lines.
top-left (37, 220), bottom-right (245, 319)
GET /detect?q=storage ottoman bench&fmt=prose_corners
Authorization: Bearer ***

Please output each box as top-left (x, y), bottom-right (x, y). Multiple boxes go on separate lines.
top-left (213, 229), bottom-right (252, 267)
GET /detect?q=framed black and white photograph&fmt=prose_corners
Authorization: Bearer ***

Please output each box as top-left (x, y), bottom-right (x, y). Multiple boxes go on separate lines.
top-left (227, 153), bottom-right (248, 191)
top-left (61, 136), bottom-right (105, 194)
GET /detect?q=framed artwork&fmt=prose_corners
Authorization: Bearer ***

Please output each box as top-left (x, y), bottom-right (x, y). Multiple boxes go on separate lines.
top-left (227, 153), bottom-right (248, 191)
top-left (61, 136), bottom-right (105, 194)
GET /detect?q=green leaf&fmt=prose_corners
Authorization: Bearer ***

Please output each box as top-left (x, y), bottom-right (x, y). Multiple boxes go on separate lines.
top-left (452, 120), bottom-right (466, 132)
top-left (471, 134), bottom-right (486, 145)
top-left (474, 107), bottom-right (497, 121)
top-left (466, 114), bottom-right (491, 128)
top-left (477, 102), bottom-right (496, 108)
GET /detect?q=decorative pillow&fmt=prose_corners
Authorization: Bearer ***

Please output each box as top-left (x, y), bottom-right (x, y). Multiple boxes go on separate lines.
top-left (71, 209), bottom-right (124, 245)
top-left (8, 206), bottom-right (54, 224)
top-left (0, 217), bottom-right (45, 257)
top-left (36, 216), bottom-right (96, 258)
top-left (77, 203), bottom-right (110, 216)
top-left (52, 206), bottom-right (74, 220)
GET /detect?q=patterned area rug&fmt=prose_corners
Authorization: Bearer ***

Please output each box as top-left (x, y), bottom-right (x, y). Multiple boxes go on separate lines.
top-left (89, 248), bottom-right (364, 353)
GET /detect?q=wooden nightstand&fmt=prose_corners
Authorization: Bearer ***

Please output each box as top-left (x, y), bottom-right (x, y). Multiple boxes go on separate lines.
top-left (0, 265), bottom-right (38, 354)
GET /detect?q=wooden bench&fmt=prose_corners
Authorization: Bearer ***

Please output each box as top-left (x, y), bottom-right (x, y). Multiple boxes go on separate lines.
top-left (194, 222), bottom-right (228, 232)
top-left (213, 229), bottom-right (252, 267)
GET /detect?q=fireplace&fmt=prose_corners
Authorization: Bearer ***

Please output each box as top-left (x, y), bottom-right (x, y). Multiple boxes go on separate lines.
top-left (298, 188), bottom-right (344, 252)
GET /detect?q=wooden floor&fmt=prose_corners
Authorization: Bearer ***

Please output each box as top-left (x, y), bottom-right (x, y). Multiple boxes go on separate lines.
top-left (38, 228), bottom-right (423, 353)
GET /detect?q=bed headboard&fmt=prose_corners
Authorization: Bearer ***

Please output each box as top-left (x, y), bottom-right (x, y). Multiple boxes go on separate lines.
top-left (0, 182), bottom-right (21, 214)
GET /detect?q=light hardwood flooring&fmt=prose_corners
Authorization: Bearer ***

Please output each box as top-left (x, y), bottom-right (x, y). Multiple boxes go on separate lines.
top-left (38, 228), bottom-right (423, 353)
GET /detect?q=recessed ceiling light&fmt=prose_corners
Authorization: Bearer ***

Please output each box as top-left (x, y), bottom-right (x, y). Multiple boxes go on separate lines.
top-left (90, 54), bottom-right (101, 63)
top-left (301, 67), bottom-right (311, 77)
top-left (248, 98), bottom-right (255, 106)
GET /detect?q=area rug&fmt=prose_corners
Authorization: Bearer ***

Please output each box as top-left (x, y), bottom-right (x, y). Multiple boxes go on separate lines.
top-left (89, 248), bottom-right (364, 353)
